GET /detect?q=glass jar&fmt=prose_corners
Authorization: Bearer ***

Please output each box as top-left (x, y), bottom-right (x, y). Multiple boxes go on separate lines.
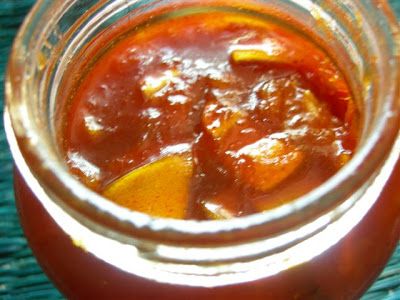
top-left (5, 0), bottom-right (400, 299)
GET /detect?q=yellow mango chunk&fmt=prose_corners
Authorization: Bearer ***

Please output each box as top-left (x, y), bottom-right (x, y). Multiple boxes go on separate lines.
top-left (202, 103), bottom-right (247, 140)
top-left (303, 90), bottom-right (320, 117)
top-left (201, 201), bottom-right (235, 220)
top-left (103, 154), bottom-right (193, 219)
top-left (230, 43), bottom-right (285, 65)
top-left (338, 153), bottom-right (351, 167)
top-left (235, 138), bottom-right (304, 192)
top-left (141, 70), bottom-right (180, 101)
top-left (334, 152), bottom-right (352, 170)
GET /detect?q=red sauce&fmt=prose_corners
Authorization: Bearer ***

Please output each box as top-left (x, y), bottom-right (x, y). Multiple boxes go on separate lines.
top-left (62, 11), bottom-right (357, 219)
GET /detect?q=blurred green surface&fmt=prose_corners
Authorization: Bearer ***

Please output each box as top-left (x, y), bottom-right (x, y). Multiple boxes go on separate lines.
top-left (1, 1), bottom-right (400, 299)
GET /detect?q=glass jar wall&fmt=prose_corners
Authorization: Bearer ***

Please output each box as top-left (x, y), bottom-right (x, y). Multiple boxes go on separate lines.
top-left (5, 1), bottom-right (400, 299)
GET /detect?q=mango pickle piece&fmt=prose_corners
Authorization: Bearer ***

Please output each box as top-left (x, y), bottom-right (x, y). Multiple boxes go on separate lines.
top-left (339, 153), bottom-right (351, 166)
top-left (207, 76), bottom-right (232, 90)
top-left (201, 201), bottom-right (235, 220)
top-left (200, 189), bottom-right (241, 220)
top-left (234, 138), bottom-right (304, 192)
top-left (103, 154), bottom-right (193, 219)
top-left (230, 44), bottom-right (285, 65)
top-left (336, 152), bottom-right (352, 169)
top-left (141, 70), bottom-right (180, 101)
top-left (303, 90), bottom-right (320, 117)
top-left (202, 102), bottom-right (247, 140)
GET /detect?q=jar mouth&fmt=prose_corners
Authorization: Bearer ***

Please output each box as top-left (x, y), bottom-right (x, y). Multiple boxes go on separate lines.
top-left (5, 0), bottom-right (400, 244)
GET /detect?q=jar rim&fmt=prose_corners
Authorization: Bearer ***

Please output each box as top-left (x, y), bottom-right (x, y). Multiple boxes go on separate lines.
top-left (5, 0), bottom-right (400, 244)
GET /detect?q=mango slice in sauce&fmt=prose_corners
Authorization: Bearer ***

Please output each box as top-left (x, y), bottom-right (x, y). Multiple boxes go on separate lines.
top-left (199, 189), bottom-right (242, 220)
top-left (141, 70), bottom-right (181, 102)
top-left (230, 44), bottom-right (286, 65)
top-left (202, 102), bottom-right (248, 140)
top-left (201, 201), bottom-right (235, 220)
top-left (233, 138), bottom-right (304, 192)
top-left (103, 154), bottom-right (193, 219)
top-left (303, 90), bottom-right (321, 117)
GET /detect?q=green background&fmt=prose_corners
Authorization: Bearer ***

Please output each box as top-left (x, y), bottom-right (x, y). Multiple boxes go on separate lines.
top-left (1, 1), bottom-right (400, 299)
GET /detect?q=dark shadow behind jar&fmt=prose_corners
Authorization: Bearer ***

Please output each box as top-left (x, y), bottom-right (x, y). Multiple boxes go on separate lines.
top-left (5, 0), bottom-right (400, 299)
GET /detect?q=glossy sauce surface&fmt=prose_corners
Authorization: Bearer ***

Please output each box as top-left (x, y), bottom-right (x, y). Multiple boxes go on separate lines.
top-left (63, 11), bottom-right (357, 219)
